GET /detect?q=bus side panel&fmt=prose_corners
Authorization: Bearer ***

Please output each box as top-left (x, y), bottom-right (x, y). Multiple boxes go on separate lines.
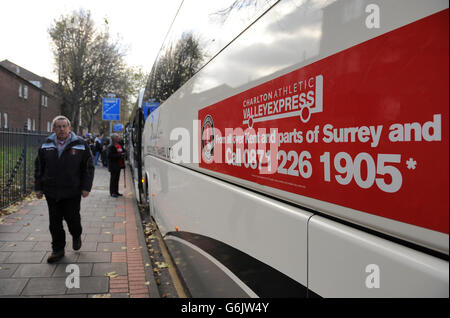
top-left (144, 0), bottom-right (449, 253)
top-left (308, 216), bottom-right (449, 297)
top-left (146, 155), bottom-right (312, 297)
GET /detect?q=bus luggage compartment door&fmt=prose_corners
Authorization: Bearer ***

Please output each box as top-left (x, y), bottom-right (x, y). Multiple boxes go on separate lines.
top-left (307, 216), bottom-right (449, 297)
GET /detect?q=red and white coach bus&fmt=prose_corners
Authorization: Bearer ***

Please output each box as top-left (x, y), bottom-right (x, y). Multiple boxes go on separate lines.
top-left (132, 0), bottom-right (448, 297)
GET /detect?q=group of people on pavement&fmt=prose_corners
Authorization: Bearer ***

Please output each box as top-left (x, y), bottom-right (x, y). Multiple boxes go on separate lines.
top-left (83, 133), bottom-right (110, 167)
top-left (34, 115), bottom-right (127, 263)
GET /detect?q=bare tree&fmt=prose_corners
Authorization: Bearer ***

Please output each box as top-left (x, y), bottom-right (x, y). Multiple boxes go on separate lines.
top-left (49, 9), bottom-right (93, 132)
top-left (145, 32), bottom-right (203, 103)
top-left (211, 0), bottom-right (266, 23)
top-left (49, 9), bottom-right (144, 133)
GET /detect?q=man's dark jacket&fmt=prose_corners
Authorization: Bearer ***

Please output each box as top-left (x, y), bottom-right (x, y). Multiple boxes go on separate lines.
top-left (107, 143), bottom-right (125, 172)
top-left (34, 132), bottom-right (95, 200)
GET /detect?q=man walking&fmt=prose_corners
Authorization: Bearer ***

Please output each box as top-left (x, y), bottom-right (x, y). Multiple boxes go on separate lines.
top-left (34, 115), bottom-right (94, 263)
top-left (107, 133), bottom-right (125, 198)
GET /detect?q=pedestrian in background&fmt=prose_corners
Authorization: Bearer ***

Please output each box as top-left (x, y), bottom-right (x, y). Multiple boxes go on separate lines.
top-left (89, 137), bottom-right (96, 156)
top-left (107, 133), bottom-right (126, 197)
top-left (34, 115), bottom-right (94, 263)
top-left (94, 134), bottom-right (103, 166)
top-left (101, 135), bottom-right (109, 167)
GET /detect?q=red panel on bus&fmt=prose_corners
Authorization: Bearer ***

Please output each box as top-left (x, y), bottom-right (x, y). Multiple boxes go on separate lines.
top-left (198, 10), bottom-right (449, 234)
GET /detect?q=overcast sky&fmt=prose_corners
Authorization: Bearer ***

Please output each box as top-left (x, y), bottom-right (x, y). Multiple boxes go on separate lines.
top-left (0, 0), bottom-right (182, 82)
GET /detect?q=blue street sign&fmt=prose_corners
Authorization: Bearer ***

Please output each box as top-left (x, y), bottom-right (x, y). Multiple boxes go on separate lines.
top-left (113, 124), bottom-right (123, 132)
top-left (102, 98), bottom-right (121, 121)
top-left (143, 102), bottom-right (160, 121)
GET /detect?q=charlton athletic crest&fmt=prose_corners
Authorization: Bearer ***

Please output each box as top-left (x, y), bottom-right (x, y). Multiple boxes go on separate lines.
top-left (201, 115), bottom-right (214, 162)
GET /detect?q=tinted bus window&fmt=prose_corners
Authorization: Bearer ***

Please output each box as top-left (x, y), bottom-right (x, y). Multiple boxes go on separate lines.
top-left (144, 0), bottom-right (278, 103)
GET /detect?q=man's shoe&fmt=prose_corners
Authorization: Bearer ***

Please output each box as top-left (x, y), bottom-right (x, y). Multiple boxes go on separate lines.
top-left (73, 236), bottom-right (82, 251)
top-left (47, 250), bottom-right (64, 263)
top-left (111, 194), bottom-right (118, 198)
top-left (116, 193), bottom-right (123, 196)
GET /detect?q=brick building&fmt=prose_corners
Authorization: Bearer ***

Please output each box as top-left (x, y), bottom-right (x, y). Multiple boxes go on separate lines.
top-left (0, 60), bottom-right (61, 132)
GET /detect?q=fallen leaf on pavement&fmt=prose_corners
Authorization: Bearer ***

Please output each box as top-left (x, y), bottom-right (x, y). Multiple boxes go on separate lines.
top-left (105, 271), bottom-right (118, 278)
top-left (156, 262), bottom-right (169, 269)
top-left (92, 294), bottom-right (111, 298)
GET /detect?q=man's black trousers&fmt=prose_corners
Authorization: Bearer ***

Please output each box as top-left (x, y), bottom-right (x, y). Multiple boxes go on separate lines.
top-left (46, 196), bottom-right (82, 252)
top-left (110, 169), bottom-right (121, 195)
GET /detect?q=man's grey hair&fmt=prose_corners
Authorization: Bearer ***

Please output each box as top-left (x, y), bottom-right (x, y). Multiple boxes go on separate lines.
top-left (51, 115), bottom-right (71, 129)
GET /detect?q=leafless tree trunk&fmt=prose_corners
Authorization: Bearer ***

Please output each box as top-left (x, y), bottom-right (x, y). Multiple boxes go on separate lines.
top-left (49, 9), bottom-right (145, 134)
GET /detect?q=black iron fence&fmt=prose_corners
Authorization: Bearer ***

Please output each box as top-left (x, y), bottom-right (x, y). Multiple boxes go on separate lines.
top-left (0, 128), bottom-right (49, 210)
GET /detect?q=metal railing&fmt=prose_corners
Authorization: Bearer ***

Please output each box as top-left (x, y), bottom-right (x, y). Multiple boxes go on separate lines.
top-left (0, 127), bottom-right (49, 209)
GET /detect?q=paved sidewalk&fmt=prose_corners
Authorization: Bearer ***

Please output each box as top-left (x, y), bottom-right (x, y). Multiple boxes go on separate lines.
top-left (0, 165), bottom-right (158, 298)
